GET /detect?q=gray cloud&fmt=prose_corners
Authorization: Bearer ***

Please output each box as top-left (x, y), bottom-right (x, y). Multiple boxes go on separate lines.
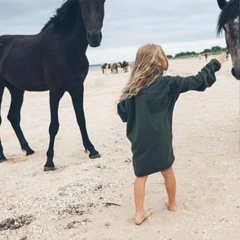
top-left (102, 0), bottom-right (222, 46)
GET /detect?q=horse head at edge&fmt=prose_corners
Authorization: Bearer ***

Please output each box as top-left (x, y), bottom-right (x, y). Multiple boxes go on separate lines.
top-left (217, 0), bottom-right (240, 80)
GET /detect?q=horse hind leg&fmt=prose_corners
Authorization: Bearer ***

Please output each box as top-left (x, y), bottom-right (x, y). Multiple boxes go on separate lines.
top-left (6, 83), bottom-right (34, 156)
top-left (0, 79), bottom-right (7, 162)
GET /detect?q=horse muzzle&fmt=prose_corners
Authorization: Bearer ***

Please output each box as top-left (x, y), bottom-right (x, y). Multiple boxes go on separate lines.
top-left (231, 68), bottom-right (240, 80)
top-left (87, 31), bottom-right (102, 47)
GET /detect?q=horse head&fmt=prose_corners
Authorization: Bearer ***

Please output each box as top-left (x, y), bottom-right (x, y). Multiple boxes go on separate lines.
top-left (217, 0), bottom-right (240, 80)
top-left (80, 0), bottom-right (105, 47)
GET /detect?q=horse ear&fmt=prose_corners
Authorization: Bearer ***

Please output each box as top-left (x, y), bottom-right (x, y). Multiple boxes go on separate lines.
top-left (217, 0), bottom-right (227, 9)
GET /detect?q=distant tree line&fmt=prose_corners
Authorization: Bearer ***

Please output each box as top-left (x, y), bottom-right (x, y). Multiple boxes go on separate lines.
top-left (167, 46), bottom-right (227, 59)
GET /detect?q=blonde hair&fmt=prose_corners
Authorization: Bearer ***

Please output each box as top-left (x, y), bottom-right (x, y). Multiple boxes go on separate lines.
top-left (119, 44), bottom-right (169, 102)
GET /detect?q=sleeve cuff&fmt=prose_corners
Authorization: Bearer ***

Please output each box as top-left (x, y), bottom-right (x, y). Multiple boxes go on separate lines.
top-left (210, 59), bottom-right (221, 72)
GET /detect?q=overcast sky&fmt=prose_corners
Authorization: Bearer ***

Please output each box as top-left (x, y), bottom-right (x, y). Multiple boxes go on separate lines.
top-left (0, 0), bottom-right (226, 64)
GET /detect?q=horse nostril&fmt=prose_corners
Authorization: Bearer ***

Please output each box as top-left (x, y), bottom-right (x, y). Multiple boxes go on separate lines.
top-left (231, 68), bottom-right (240, 80)
top-left (87, 31), bottom-right (101, 39)
top-left (87, 31), bottom-right (102, 47)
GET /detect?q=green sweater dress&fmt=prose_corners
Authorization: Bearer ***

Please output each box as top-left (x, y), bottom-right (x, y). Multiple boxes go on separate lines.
top-left (117, 59), bottom-right (221, 177)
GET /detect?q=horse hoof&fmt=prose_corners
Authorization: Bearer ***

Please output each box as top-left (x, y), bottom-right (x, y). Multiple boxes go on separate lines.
top-left (22, 147), bottom-right (35, 156)
top-left (26, 149), bottom-right (35, 156)
top-left (0, 158), bottom-right (7, 163)
top-left (0, 153), bottom-right (7, 163)
top-left (89, 152), bottom-right (101, 159)
top-left (44, 166), bottom-right (56, 171)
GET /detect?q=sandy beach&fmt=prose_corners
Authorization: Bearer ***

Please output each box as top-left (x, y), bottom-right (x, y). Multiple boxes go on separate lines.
top-left (0, 56), bottom-right (239, 240)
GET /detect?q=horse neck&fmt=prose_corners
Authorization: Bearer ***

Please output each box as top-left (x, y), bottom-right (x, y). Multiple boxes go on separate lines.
top-left (40, 7), bottom-right (89, 59)
top-left (65, 15), bottom-right (88, 56)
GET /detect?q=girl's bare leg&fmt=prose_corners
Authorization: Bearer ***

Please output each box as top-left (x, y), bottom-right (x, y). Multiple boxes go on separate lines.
top-left (161, 169), bottom-right (178, 211)
top-left (134, 176), bottom-right (152, 225)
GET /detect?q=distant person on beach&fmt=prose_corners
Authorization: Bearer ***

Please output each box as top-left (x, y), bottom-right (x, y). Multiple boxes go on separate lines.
top-left (117, 44), bottom-right (227, 225)
top-left (205, 53), bottom-right (208, 61)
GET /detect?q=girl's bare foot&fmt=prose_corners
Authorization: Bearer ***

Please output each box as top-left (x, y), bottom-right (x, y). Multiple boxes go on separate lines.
top-left (166, 202), bottom-right (178, 212)
top-left (135, 210), bottom-right (153, 225)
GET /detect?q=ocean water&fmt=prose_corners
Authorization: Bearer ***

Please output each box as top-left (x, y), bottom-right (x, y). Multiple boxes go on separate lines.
top-left (89, 64), bottom-right (101, 72)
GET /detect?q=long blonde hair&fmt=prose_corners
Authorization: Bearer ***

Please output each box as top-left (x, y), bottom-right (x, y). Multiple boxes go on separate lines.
top-left (119, 44), bottom-right (169, 102)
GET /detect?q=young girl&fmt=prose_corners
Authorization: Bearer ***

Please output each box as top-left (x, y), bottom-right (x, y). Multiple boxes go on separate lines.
top-left (117, 44), bottom-right (227, 225)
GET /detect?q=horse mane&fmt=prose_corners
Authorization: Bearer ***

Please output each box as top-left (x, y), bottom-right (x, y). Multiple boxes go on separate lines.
top-left (217, 0), bottom-right (240, 35)
top-left (41, 0), bottom-right (80, 33)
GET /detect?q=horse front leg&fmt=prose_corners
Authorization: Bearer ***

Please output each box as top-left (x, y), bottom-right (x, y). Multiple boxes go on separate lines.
top-left (69, 86), bottom-right (100, 159)
top-left (6, 83), bottom-right (34, 156)
top-left (44, 90), bottom-right (64, 171)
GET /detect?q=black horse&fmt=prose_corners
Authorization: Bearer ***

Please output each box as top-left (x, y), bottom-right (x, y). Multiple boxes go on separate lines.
top-left (217, 0), bottom-right (240, 80)
top-left (0, 0), bottom-right (105, 170)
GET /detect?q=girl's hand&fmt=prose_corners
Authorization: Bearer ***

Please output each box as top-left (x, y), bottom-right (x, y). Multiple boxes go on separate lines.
top-left (215, 52), bottom-right (228, 64)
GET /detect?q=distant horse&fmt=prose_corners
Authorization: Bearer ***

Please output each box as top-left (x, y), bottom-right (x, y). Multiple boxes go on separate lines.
top-left (111, 63), bottom-right (119, 74)
top-left (0, 0), bottom-right (105, 170)
top-left (101, 63), bottom-right (109, 74)
top-left (119, 61), bottom-right (129, 72)
top-left (217, 0), bottom-right (240, 80)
